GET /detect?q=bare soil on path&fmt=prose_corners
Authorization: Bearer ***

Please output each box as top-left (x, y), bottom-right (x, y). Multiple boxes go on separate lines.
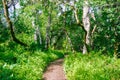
top-left (42, 59), bottom-right (66, 80)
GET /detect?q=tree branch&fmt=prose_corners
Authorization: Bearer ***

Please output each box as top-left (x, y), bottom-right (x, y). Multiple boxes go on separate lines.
top-left (2, 0), bottom-right (28, 47)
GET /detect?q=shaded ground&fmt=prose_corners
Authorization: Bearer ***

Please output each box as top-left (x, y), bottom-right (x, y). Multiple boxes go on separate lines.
top-left (43, 59), bottom-right (66, 80)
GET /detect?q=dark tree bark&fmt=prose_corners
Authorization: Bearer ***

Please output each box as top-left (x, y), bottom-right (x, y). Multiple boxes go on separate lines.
top-left (2, 0), bottom-right (27, 47)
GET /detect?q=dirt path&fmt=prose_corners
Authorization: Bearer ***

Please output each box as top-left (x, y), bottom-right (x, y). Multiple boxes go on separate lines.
top-left (42, 59), bottom-right (66, 80)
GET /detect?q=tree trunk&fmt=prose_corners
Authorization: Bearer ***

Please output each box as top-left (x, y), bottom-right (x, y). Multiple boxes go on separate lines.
top-left (2, 0), bottom-right (27, 47)
top-left (32, 20), bottom-right (42, 45)
top-left (45, 12), bottom-right (51, 49)
top-left (32, 10), bottom-right (42, 46)
top-left (82, 0), bottom-right (91, 54)
top-left (73, 0), bottom-right (91, 54)
top-left (36, 26), bottom-right (42, 45)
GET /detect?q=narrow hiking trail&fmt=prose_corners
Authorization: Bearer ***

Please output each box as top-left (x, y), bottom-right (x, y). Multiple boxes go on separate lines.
top-left (42, 59), bottom-right (66, 80)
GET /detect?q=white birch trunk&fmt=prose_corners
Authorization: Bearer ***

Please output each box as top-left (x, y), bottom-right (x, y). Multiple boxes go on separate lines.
top-left (32, 19), bottom-right (42, 45)
top-left (82, 0), bottom-right (91, 54)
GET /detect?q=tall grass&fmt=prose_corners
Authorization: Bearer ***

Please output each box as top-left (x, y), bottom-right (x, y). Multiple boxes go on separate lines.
top-left (0, 42), bottom-right (65, 80)
top-left (64, 52), bottom-right (120, 80)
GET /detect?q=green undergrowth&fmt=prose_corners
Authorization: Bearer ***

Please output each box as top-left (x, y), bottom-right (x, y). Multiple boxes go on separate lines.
top-left (64, 52), bottom-right (120, 80)
top-left (0, 43), bottom-right (65, 80)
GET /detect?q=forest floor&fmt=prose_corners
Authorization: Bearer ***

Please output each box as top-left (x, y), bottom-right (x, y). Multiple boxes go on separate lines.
top-left (42, 59), bottom-right (66, 80)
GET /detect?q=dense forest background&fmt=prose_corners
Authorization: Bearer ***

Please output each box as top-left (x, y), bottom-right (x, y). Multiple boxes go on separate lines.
top-left (0, 0), bottom-right (120, 80)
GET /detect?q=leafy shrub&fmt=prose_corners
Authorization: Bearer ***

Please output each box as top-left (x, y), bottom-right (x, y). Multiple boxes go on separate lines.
top-left (0, 45), bottom-right (65, 80)
top-left (64, 52), bottom-right (120, 80)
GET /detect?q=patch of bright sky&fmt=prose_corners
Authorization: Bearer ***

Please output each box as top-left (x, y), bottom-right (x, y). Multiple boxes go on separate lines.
top-left (9, 2), bottom-right (21, 17)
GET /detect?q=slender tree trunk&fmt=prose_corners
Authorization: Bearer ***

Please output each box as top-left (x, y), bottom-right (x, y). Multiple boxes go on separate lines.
top-left (45, 11), bottom-right (51, 49)
top-left (32, 20), bottom-right (37, 42)
top-left (2, 0), bottom-right (27, 46)
top-left (36, 26), bottom-right (42, 45)
top-left (82, 0), bottom-right (91, 54)
top-left (32, 13), bottom-right (42, 46)
top-left (91, 11), bottom-right (96, 50)
top-left (73, 1), bottom-right (90, 54)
